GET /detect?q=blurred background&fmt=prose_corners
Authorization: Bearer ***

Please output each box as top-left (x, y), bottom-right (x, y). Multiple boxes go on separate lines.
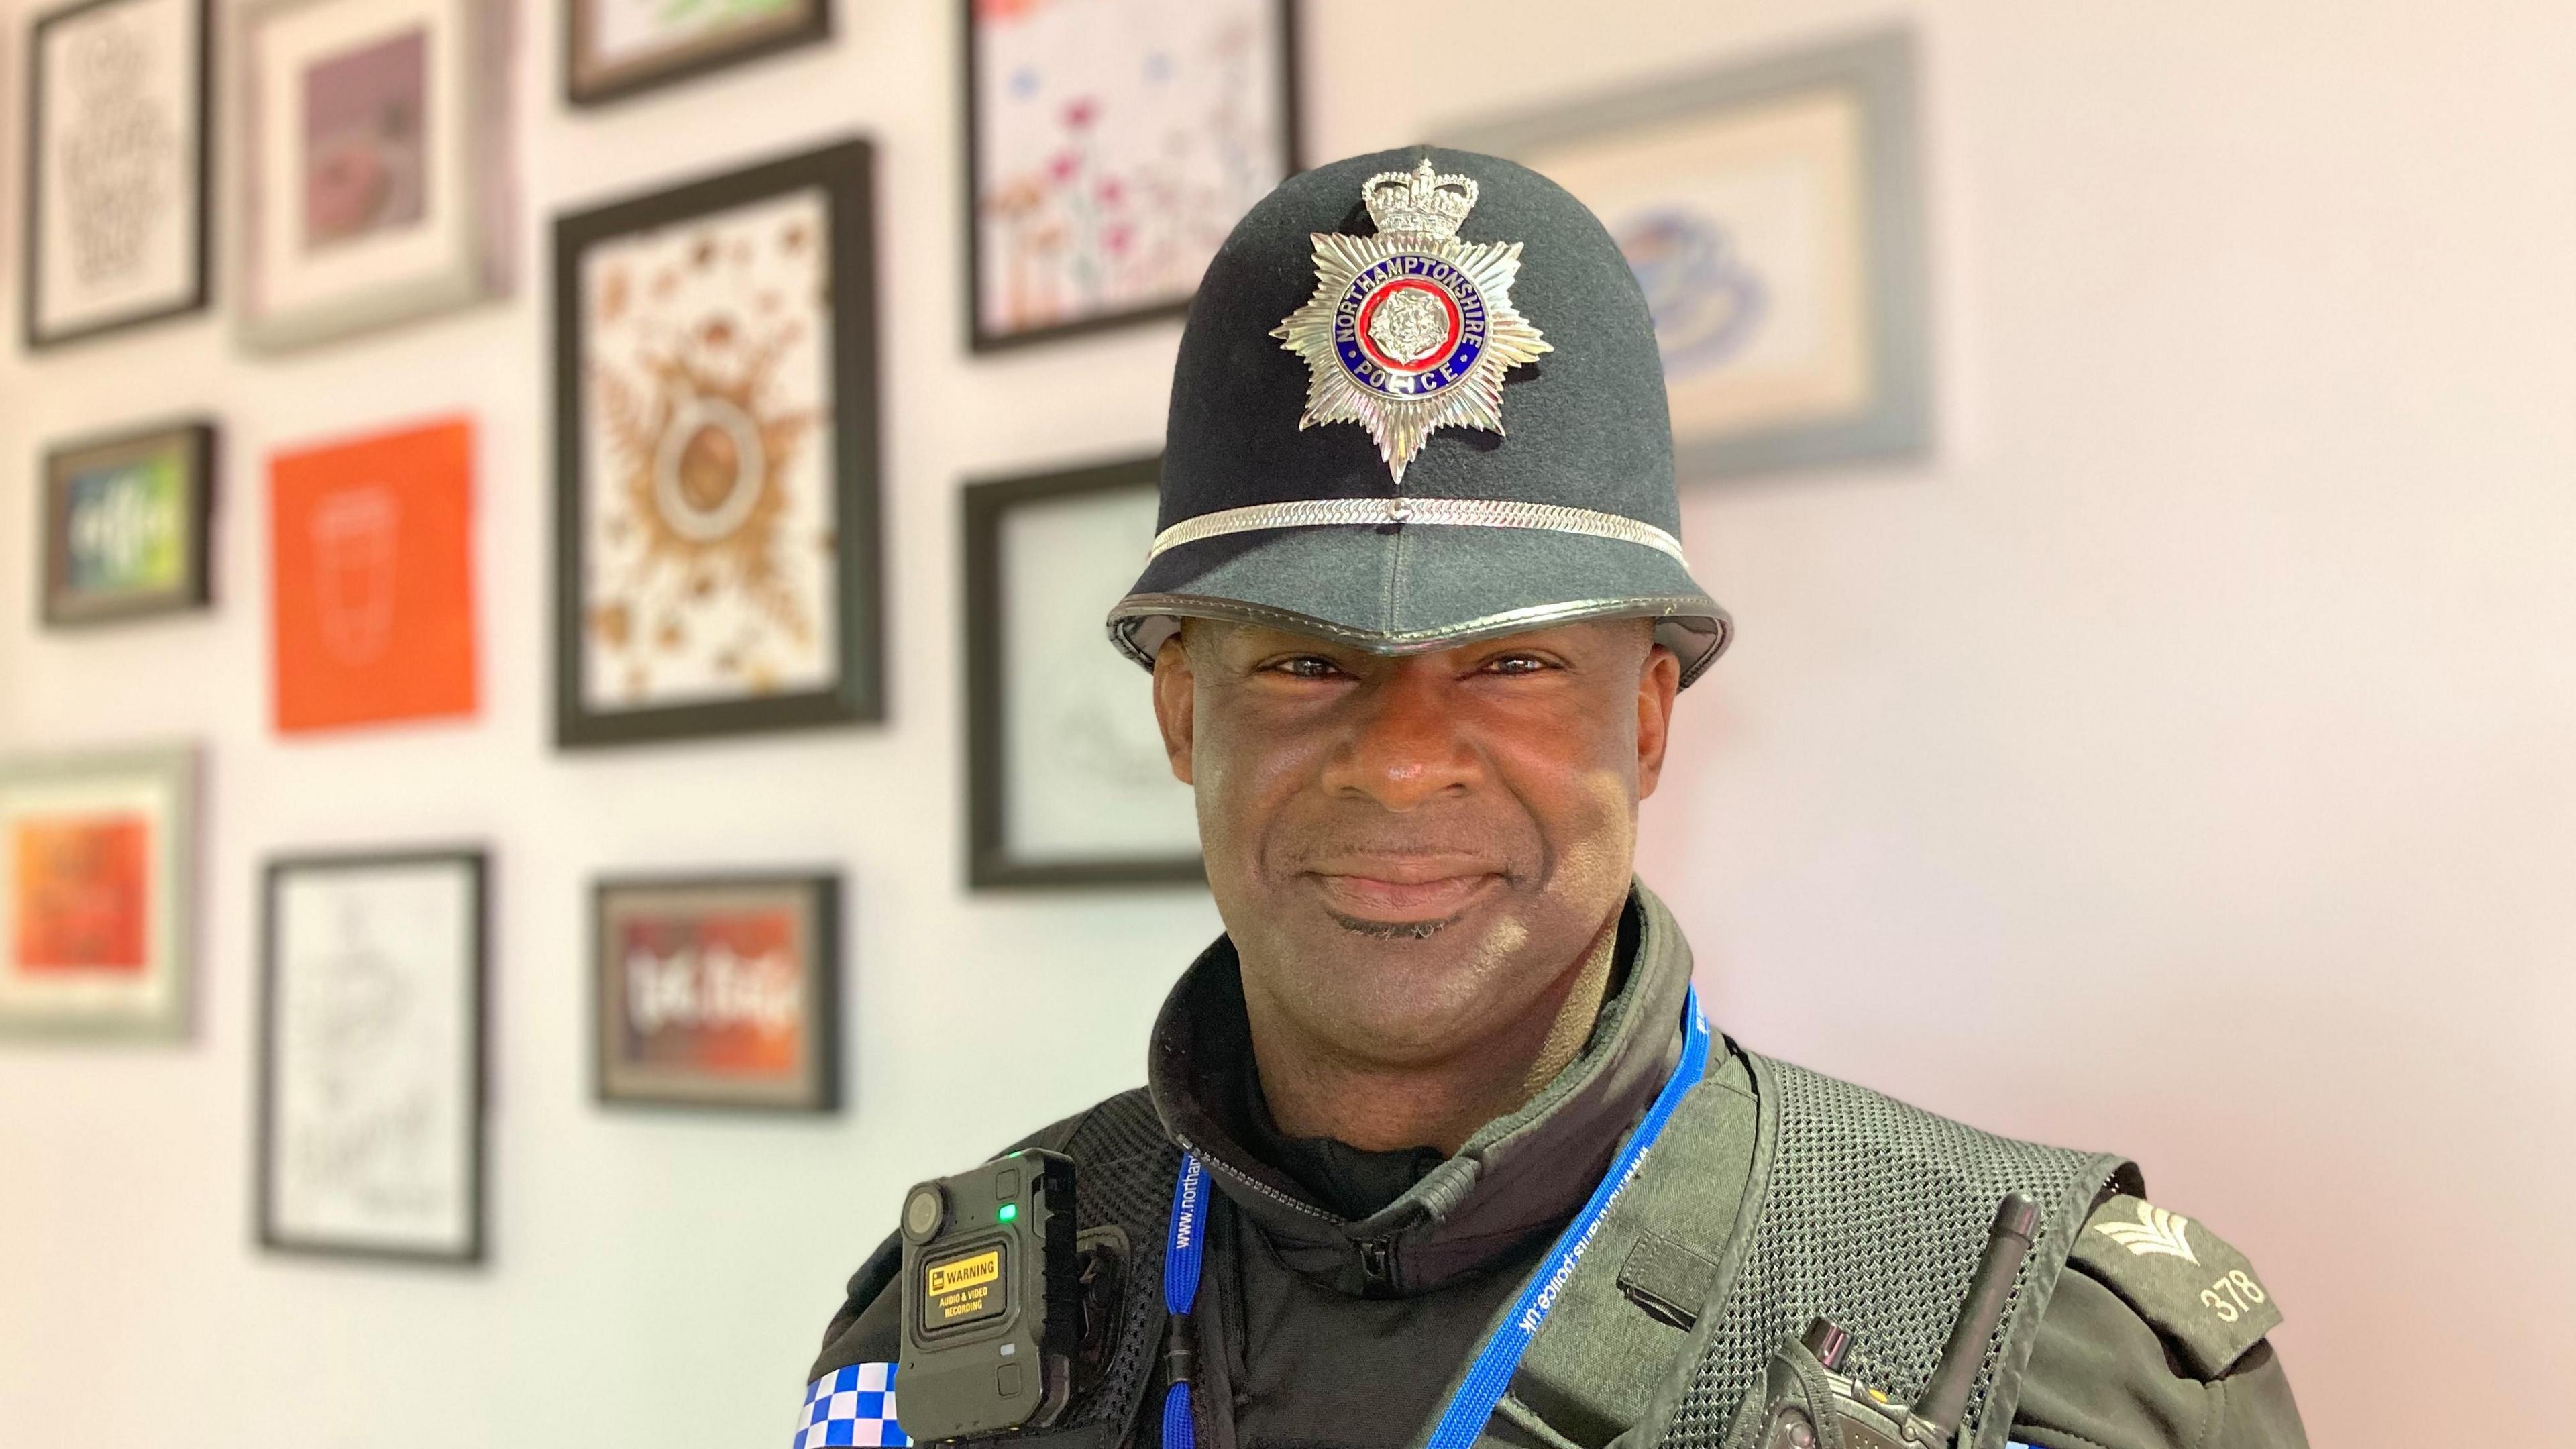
top-left (3, 1), bottom-right (2572, 1445)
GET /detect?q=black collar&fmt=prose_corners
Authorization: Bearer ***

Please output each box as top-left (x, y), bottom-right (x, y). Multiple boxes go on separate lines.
top-left (1145, 883), bottom-right (1697, 1295)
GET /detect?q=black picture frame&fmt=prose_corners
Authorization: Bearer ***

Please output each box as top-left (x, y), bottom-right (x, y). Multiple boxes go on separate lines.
top-left (963, 455), bottom-right (1204, 890)
top-left (564, 0), bottom-right (832, 109)
top-left (591, 871), bottom-right (841, 1113)
top-left (551, 138), bottom-right (884, 748)
top-left (21, 0), bottom-right (213, 350)
top-left (256, 847), bottom-right (488, 1267)
top-left (38, 419), bottom-right (217, 627)
top-left (960, 0), bottom-right (1302, 354)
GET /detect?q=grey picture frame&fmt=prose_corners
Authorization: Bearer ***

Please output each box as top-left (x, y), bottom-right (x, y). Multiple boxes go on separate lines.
top-left (0, 743), bottom-right (198, 1042)
top-left (235, 0), bottom-right (513, 354)
top-left (1444, 27), bottom-right (1931, 483)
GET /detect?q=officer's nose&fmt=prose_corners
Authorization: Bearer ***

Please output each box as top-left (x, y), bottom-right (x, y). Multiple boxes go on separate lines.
top-left (1318, 659), bottom-right (1482, 811)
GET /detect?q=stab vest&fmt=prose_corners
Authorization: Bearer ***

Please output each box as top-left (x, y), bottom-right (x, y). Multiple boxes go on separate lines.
top-left (1006, 1049), bottom-right (2132, 1449)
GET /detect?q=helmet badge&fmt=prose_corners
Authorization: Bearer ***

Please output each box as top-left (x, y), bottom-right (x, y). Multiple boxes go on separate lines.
top-left (1272, 160), bottom-right (1551, 484)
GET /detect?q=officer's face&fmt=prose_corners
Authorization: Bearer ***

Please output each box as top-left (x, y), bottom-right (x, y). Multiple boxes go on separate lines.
top-left (1152, 619), bottom-right (1680, 1075)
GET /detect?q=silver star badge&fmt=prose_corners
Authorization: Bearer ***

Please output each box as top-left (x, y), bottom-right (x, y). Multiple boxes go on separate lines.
top-left (1271, 160), bottom-right (1551, 484)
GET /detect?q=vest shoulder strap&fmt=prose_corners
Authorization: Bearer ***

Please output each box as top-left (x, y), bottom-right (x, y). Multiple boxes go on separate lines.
top-left (1497, 1049), bottom-right (2131, 1449)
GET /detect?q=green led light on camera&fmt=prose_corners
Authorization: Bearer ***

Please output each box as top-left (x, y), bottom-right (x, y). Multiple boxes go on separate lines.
top-left (998, 1204), bottom-right (1017, 1222)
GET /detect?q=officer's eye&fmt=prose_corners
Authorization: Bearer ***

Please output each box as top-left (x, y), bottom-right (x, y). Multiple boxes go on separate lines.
top-left (1265, 655), bottom-right (1346, 680)
top-left (1482, 653), bottom-right (1554, 676)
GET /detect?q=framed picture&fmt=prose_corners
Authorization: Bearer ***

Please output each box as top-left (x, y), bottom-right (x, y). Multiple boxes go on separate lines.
top-left (21, 0), bottom-right (212, 350)
top-left (963, 455), bottom-right (1200, 888)
top-left (40, 420), bottom-right (217, 627)
top-left (1446, 28), bottom-right (1930, 482)
top-left (0, 745), bottom-right (195, 1040)
top-left (566, 0), bottom-right (828, 107)
top-left (553, 139), bottom-right (883, 748)
top-left (258, 848), bottom-right (486, 1263)
top-left (963, 0), bottom-right (1299, 352)
top-left (270, 417), bottom-right (480, 735)
top-left (593, 872), bottom-right (838, 1111)
top-left (237, 0), bottom-right (512, 352)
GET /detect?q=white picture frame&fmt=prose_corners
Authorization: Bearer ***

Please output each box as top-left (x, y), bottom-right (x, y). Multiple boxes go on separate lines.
top-left (236, 0), bottom-right (512, 352)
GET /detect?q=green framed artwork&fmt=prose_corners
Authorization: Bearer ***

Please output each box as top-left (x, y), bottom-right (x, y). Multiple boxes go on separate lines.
top-left (40, 421), bottom-right (217, 627)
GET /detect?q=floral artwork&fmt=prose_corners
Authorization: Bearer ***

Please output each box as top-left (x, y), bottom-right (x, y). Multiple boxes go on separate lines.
top-left (578, 187), bottom-right (836, 715)
top-left (969, 0), bottom-right (1294, 346)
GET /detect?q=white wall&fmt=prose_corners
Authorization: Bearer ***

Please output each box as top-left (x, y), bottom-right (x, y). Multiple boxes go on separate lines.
top-left (3, 1), bottom-right (2569, 1445)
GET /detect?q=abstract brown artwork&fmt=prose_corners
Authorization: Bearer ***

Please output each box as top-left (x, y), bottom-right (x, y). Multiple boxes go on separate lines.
top-left (582, 187), bottom-right (833, 710)
top-left (553, 140), bottom-right (881, 747)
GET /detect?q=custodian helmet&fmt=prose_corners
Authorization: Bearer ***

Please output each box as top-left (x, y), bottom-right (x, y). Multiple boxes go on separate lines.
top-left (1106, 145), bottom-right (1731, 684)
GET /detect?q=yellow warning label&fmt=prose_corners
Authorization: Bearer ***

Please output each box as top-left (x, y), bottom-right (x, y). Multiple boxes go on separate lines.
top-left (927, 1237), bottom-right (1004, 1304)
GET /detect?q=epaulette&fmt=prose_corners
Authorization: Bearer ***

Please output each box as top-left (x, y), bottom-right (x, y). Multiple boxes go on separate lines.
top-left (2066, 1194), bottom-right (2282, 1378)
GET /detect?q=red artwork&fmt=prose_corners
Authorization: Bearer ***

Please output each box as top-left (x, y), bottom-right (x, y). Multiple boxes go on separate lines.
top-left (11, 814), bottom-right (151, 974)
top-left (270, 418), bottom-right (479, 733)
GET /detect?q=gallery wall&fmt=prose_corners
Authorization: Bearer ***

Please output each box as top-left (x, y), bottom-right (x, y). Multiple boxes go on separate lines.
top-left (3, 1), bottom-right (2572, 1446)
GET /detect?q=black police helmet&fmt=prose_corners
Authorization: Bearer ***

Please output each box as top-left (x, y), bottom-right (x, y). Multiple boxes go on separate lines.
top-left (1108, 146), bottom-right (1731, 686)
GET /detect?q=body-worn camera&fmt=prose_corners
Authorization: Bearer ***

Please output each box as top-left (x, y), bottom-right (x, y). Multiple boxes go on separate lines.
top-left (896, 1150), bottom-right (1083, 1442)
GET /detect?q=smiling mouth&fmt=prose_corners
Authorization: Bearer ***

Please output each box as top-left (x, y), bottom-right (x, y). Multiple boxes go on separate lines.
top-left (1303, 868), bottom-right (1502, 932)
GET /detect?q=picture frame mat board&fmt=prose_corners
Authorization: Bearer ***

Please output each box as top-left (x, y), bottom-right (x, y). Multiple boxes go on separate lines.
top-left (1442, 26), bottom-right (1930, 482)
top-left (551, 137), bottom-right (884, 748)
top-left (963, 454), bottom-right (1201, 889)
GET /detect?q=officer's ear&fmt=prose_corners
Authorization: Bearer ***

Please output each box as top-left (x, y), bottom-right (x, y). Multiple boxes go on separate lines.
top-left (1151, 631), bottom-right (1197, 786)
top-left (1634, 635), bottom-right (1680, 801)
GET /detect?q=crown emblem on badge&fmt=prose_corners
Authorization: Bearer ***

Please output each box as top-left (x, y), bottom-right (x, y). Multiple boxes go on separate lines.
top-left (1364, 162), bottom-right (1479, 239)
top-left (1272, 159), bottom-right (1550, 484)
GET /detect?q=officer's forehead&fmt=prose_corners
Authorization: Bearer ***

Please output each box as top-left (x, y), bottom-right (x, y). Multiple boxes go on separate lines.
top-left (1175, 616), bottom-right (1656, 659)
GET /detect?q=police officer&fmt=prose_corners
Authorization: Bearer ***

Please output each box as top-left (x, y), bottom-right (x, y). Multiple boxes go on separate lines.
top-left (799, 149), bottom-right (2308, 1449)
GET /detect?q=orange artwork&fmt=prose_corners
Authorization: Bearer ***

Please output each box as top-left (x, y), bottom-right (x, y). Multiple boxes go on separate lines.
top-left (613, 905), bottom-right (806, 1080)
top-left (11, 814), bottom-right (152, 975)
top-left (270, 418), bottom-right (480, 733)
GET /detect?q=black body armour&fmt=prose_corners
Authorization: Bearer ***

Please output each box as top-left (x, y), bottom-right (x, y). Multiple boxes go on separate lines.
top-left (939, 1059), bottom-right (2127, 1449)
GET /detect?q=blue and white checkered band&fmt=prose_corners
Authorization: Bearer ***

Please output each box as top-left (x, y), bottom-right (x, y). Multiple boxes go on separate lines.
top-left (792, 1362), bottom-right (909, 1448)
top-left (1330, 254), bottom-right (1491, 400)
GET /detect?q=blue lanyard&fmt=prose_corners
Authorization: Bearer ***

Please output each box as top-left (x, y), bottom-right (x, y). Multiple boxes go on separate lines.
top-left (1160, 986), bottom-right (1711, 1449)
